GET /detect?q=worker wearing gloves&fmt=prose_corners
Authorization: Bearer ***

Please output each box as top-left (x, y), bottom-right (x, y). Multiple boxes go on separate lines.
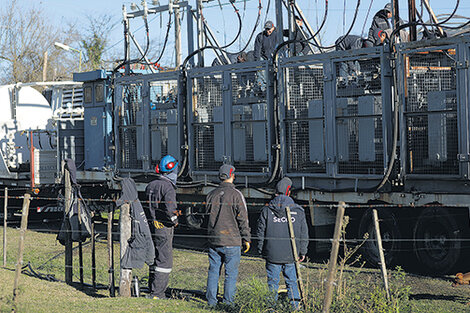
top-left (205, 164), bottom-right (251, 306)
top-left (145, 155), bottom-right (179, 300)
top-left (256, 177), bottom-right (309, 309)
top-left (368, 3), bottom-right (393, 44)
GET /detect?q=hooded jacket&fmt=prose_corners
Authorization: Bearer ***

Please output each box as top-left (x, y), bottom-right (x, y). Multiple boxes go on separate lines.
top-left (368, 9), bottom-right (391, 44)
top-left (118, 178), bottom-right (155, 268)
top-left (205, 181), bottom-right (251, 247)
top-left (256, 195), bottom-right (309, 264)
top-left (145, 174), bottom-right (178, 227)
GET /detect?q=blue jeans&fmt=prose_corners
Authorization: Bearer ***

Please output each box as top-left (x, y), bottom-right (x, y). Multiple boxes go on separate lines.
top-left (265, 262), bottom-right (301, 309)
top-left (206, 246), bottom-right (241, 306)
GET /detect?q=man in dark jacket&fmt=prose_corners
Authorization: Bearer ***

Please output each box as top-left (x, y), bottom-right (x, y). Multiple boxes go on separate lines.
top-left (256, 177), bottom-right (308, 309)
top-left (335, 35), bottom-right (374, 82)
top-left (205, 164), bottom-right (251, 306)
top-left (283, 16), bottom-right (310, 56)
top-left (145, 155), bottom-right (179, 300)
top-left (368, 3), bottom-right (392, 45)
top-left (254, 20), bottom-right (279, 61)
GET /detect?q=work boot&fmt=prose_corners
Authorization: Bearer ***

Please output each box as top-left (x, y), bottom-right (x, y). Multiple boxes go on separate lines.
top-left (145, 294), bottom-right (168, 300)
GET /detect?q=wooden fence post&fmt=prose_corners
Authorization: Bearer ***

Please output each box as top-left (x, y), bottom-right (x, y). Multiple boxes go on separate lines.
top-left (91, 211), bottom-right (96, 290)
top-left (286, 207), bottom-right (305, 303)
top-left (119, 202), bottom-right (132, 297)
top-left (108, 203), bottom-right (116, 297)
top-left (64, 164), bottom-right (73, 284)
top-left (78, 201), bottom-right (84, 288)
top-left (322, 201), bottom-right (346, 313)
top-left (3, 187), bottom-right (8, 267)
top-left (372, 209), bottom-right (390, 299)
top-left (12, 193), bottom-right (31, 309)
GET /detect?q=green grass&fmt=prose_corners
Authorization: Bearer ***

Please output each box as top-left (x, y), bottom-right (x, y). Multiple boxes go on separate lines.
top-left (1, 225), bottom-right (470, 312)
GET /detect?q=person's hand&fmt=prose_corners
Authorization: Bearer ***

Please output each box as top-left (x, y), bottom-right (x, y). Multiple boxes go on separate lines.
top-left (243, 241), bottom-right (251, 253)
top-left (154, 220), bottom-right (164, 229)
top-left (298, 255), bottom-right (305, 262)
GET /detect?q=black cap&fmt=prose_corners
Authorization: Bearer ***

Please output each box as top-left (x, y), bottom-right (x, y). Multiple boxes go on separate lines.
top-left (276, 177), bottom-right (292, 195)
top-left (264, 20), bottom-right (274, 29)
top-left (219, 164), bottom-right (235, 180)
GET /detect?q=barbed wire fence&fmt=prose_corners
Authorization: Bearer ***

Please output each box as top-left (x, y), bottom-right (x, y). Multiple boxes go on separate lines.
top-left (1, 180), bottom-right (468, 311)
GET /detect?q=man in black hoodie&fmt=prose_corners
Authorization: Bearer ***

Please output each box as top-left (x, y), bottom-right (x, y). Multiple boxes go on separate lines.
top-left (256, 177), bottom-right (309, 309)
top-left (145, 155), bottom-right (179, 300)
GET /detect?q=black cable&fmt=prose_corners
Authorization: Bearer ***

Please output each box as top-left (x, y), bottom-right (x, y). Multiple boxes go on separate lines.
top-left (136, 17), bottom-right (151, 65)
top-left (361, 0), bottom-right (375, 37)
top-left (154, 11), bottom-right (172, 64)
top-left (271, 0), bottom-right (360, 63)
top-left (200, 0), bottom-right (242, 51)
top-left (230, 0), bottom-right (262, 55)
top-left (310, 0), bottom-right (328, 43)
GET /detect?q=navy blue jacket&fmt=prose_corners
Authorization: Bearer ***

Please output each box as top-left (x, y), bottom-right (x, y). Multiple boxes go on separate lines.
top-left (256, 195), bottom-right (309, 264)
top-left (145, 174), bottom-right (178, 227)
top-left (254, 29), bottom-right (279, 61)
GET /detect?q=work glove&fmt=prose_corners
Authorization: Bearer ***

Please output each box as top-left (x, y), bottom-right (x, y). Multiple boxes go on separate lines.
top-left (243, 241), bottom-right (250, 253)
top-left (154, 220), bottom-right (165, 229)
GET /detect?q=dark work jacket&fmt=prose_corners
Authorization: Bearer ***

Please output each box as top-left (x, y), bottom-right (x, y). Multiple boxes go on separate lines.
top-left (118, 178), bottom-right (155, 269)
top-left (254, 29), bottom-right (279, 61)
top-left (256, 195), bottom-right (309, 264)
top-left (57, 159), bottom-right (92, 245)
top-left (145, 175), bottom-right (178, 227)
top-left (368, 10), bottom-right (391, 44)
top-left (211, 52), bottom-right (239, 66)
top-left (205, 181), bottom-right (251, 246)
top-left (283, 28), bottom-right (309, 56)
top-left (335, 35), bottom-right (367, 51)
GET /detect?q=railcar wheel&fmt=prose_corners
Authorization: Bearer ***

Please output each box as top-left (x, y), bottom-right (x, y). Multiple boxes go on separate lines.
top-left (358, 208), bottom-right (401, 266)
top-left (413, 207), bottom-right (461, 273)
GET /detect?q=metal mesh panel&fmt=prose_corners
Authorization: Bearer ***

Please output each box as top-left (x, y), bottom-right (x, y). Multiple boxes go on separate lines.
top-left (335, 57), bottom-right (382, 97)
top-left (149, 80), bottom-right (178, 162)
top-left (283, 64), bottom-right (326, 173)
top-left (119, 84), bottom-right (142, 169)
top-left (403, 48), bottom-right (458, 175)
top-left (335, 57), bottom-right (384, 175)
top-left (231, 70), bottom-right (269, 172)
top-left (119, 127), bottom-right (141, 169)
top-left (194, 124), bottom-right (222, 171)
top-left (406, 113), bottom-right (458, 175)
top-left (192, 75), bottom-right (223, 171)
top-left (149, 80), bottom-right (178, 109)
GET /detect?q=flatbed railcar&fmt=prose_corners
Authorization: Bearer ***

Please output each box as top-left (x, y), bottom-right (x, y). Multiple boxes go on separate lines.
top-left (2, 35), bottom-right (470, 273)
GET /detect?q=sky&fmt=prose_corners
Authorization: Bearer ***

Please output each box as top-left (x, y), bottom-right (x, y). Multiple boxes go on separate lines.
top-left (12, 0), bottom-right (470, 68)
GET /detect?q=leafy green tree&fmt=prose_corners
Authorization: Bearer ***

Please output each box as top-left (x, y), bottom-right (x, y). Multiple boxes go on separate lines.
top-left (81, 15), bottom-right (117, 71)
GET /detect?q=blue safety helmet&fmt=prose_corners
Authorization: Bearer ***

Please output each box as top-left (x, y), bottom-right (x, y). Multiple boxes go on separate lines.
top-left (156, 155), bottom-right (178, 173)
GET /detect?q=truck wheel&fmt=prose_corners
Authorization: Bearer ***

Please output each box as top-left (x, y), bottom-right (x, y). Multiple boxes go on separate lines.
top-left (358, 208), bottom-right (401, 266)
top-left (413, 207), bottom-right (461, 274)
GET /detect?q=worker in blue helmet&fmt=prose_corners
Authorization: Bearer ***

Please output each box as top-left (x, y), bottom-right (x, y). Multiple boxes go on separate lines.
top-left (145, 155), bottom-right (179, 299)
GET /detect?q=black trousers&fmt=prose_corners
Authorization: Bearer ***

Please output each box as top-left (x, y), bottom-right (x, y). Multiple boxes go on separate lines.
top-left (148, 226), bottom-right (174, 298)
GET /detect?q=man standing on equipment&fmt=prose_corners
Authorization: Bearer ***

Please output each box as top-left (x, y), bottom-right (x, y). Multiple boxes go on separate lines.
top-left (145, 155), bottom-right (179, 300)
top-left (205, 164), bottom-right (251, 306)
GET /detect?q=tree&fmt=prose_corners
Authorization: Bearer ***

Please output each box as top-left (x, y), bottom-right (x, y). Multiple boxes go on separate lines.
top-left (0, 0), bottom-right (80, 83)
top-left (81, 15), bottom-right (117, 71)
